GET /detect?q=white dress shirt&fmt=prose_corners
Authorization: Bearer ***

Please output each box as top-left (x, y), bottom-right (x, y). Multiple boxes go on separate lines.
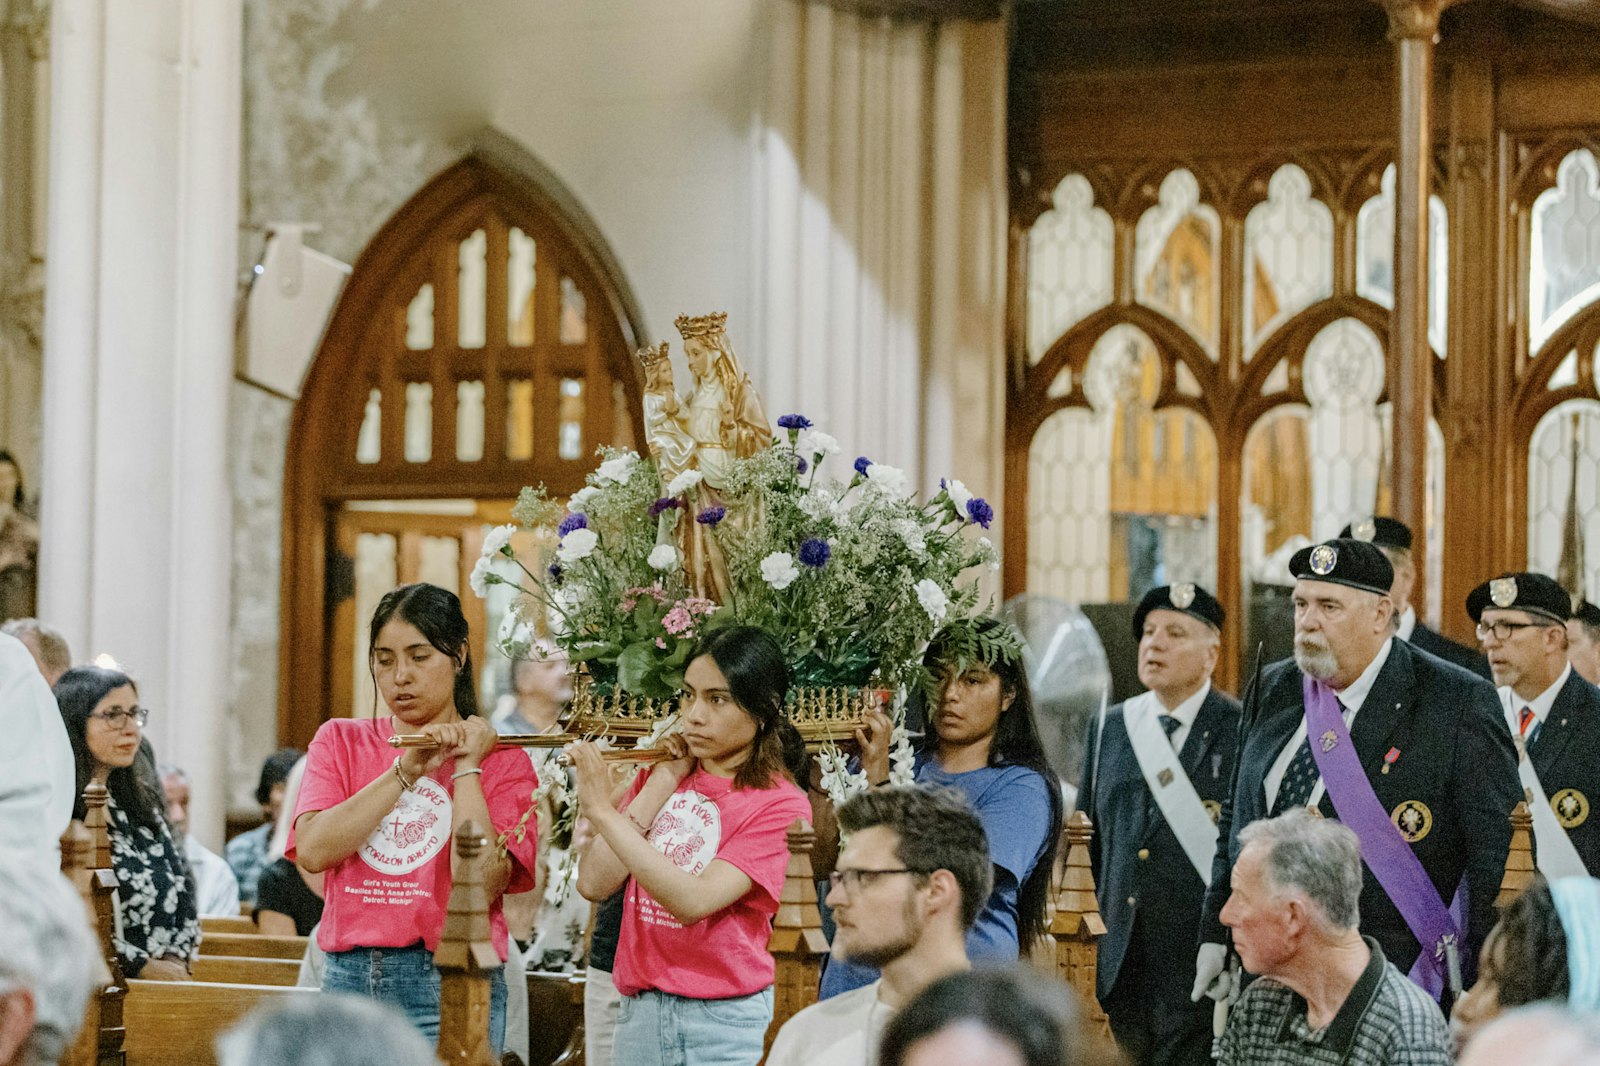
top-left (1153, 680), bottom-right (1212, 754)
top-left (1502, 662), bottom-right (1571, 734)
top-left (1265, 638), bottom-right (1395, 809)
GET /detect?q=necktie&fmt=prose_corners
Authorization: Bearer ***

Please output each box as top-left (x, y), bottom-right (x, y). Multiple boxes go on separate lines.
top-left (1272, 700), bottom-right (1345, 816)
top-left (1160, 713), bottom-right (1181, 748)
top-left (1519, 707), bottom-right (1535, 736)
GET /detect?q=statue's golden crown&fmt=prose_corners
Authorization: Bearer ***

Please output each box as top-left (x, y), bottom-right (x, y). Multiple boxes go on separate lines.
top-left (674, 311), bottom-right (728, 340)
top-left (635, 341), bottom-right (671, 369)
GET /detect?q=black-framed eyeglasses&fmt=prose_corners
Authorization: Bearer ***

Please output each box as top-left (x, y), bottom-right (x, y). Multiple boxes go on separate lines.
top-left (89, 707), bottom-right (149, 729)
top-left (828, 867), bottom-right (928, 894)
top-left (1475, 620), bottom-right (1551, 642)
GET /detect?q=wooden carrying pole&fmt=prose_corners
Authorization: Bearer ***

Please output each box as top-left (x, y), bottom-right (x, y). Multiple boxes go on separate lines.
top-left (765, 819), bottom-right (829, 1056)
top-left (1051, 811), bottom-right (1112, 1041)
top-left (436, 821), bottom-right (501, 1066)
top-left (61, 783), bottom-right (127, 1066)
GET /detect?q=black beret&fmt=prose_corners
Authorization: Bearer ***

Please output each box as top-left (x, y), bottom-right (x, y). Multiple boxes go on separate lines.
top-left (1574, 600), bottom-right (1600, 631)
top-left (1465, 572), bottom-right (1573, 625)
top-left (1132, 583), bottom-right (1225, 640)
top-left (1288, 538), bottom-right (1395, 597)
top-left (1338, 516), bottom-right (1413, 553)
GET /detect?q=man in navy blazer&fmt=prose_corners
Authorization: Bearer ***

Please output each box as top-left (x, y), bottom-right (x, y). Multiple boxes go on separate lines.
top-left (1082, 583), bottom-right (1240, 1066)
top-left (1340, 516), bottom-right (1491, 679)
top-left (1195, 539), bottom-right (1520, 1006)
top-left (1469, 571), bottom-right (1600, 876)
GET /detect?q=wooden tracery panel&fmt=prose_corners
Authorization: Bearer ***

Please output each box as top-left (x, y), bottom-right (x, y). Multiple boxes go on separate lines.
top-left (279, 150), bottom-right (647, 747)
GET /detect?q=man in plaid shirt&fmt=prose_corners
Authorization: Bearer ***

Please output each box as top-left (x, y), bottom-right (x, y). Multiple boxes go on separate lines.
top-left (1217, 811), bottom-right (1452, 1066)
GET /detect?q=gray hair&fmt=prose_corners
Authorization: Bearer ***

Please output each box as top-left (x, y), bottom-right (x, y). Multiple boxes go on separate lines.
top-left (0, 618), bottom-right (71, 674)
top-left (216, 995), bottom-right (438, 1066)
top-left (0, 859), bottom-right (101, 1066)
top-left (1238, 810), bottom-right (1363, 931)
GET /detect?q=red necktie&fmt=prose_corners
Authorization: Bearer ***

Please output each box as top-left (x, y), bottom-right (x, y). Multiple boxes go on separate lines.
top-left (1519, 707), bottom-right (1536, 737)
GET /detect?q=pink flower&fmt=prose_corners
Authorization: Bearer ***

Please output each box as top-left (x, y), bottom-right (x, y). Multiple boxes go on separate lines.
top-left (662, 606), bottom-right (695, 636)
top-left (655, 638), bottom-right (668, 650)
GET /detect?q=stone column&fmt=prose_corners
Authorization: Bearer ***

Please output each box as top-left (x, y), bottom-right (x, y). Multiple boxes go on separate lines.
top-left (1380, 0), bottom-right (1456, 620)
top-left (40, 0), bottom-right (240, 848)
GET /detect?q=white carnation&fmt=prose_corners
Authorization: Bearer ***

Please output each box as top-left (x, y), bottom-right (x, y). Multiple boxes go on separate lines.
top-left (760, 551), bottom-right (800, 591)
top-left (648, 544), bottom-right (679, 572)
top-left (557, 527), bottom-right (599, 563)
top-left (798, 430), bottom-right (839, 459)
top-left (469, 555), bottom-right (503, 598)
top-left (914, 578), bottom-right (948, 623)
top-left (943, 479), bottom-right (973, 513)
top-left (665, 469), bottom-right (704, 496)
top-left (568, 486), bottom-right (599, 512)
top-left (596, 453), bottom-right (639, 485)
top-left (864, 462), bottom-right (911, 498)
top-left (481, 523), bottom-right (516, 560)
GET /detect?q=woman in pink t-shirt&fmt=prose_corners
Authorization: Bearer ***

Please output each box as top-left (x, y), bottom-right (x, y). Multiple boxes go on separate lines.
top-left (291, 584), bottom-right (538, 1054)
top-left (571, 625), bottom-right (812, 1066)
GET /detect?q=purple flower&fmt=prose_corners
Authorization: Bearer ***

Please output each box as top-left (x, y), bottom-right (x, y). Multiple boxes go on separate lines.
top-left (649, 497), bottom-right (684, 518)
top-left (798, 538), bottom-right (831, 568)
top-left (547, 563), bottom-right (564, 584)
top-left (777, 414), bottom-right (813, 431)
top-left (854, 456), bottom-right (873, 476)
top-left (696, 505), bottom-right (726, 527)
top-left (796, 456), bottom-right (809, 475)
top-left (966, 497), bottom-right (994, 529)
top-left (557, 513), bottom-right (588, 537)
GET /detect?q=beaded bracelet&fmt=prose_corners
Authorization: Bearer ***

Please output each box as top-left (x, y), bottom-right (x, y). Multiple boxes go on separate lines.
top-left (451, 767), bottom-right (484, 781)
top-left (391, 755), bottom-right (416, 791)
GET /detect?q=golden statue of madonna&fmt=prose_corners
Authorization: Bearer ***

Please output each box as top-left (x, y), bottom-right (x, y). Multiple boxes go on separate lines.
top-left (637, 313), bottom-right (770, 603)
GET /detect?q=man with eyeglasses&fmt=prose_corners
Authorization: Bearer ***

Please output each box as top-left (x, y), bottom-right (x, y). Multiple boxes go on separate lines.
top-left (1468, 572), bottom-right (1600, 877)
top-left (766, 786), bottom-right (990, 1066)
top-left (1196, 538), bottom-right (1519, 1009)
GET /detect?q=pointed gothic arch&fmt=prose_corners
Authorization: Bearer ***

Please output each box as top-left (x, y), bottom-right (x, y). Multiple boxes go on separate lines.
top-left (279, 135), bottom-right (648, 746)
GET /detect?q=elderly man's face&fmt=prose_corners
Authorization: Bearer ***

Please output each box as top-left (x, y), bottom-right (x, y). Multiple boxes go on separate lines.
top-left (1293, 580), bottom-right (1391, 686)
top-left (1219, 843), bottom-right (1297, 977)
top-left (1565, 621), bottom-right (1600, 686)
top-left (1137, 609), bottom-right (1218, 702)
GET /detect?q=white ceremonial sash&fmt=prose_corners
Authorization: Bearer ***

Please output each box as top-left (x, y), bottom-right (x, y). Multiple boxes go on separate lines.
top-left (1126, 692), bottom-right (1218, 886)
top-left (1502, 692), bottom-right (1588, 880)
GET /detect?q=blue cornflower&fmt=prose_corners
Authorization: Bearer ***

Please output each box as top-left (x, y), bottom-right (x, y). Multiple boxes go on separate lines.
top-left (854, 456), bottom-right (873, 476)
top-left (557, 513), bottom-right (588, 537)
top-left (697, 505), bottom-right (727, 526)
top-left (966, 498), bottom-right (995, 529)
top-left (798, 538), bottom-right (831, 568)
top-left (777, 414), bottom-right (813, 431)
top-left (649, 497), bottom-right (684, 518)
top-left (797, 456), bottom-right (809, 475)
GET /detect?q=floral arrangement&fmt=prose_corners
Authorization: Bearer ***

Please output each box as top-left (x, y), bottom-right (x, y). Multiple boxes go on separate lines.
top-left (473, 415), bottom-right (999, 718)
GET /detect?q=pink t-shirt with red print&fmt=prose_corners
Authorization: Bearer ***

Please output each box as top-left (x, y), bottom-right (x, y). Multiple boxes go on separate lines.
top-left (612, 766), bottom-right (811, 999)
top-left (288, 717), bottom-right (538, 960)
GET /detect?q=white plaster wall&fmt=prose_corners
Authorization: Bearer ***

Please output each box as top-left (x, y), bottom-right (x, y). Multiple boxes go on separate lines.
top-left (228, 0), bottom-right (767, 810)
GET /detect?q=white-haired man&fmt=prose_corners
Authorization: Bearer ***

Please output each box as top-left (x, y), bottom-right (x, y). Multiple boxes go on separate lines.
top-left (1218, 811), bottom-right (1452, 1065)
top-left (0, 859), bottom-right (102, 1066)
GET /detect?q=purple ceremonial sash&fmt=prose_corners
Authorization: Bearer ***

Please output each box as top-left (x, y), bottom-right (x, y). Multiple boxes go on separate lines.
top-left (1302, 676), bottom-right (1461, 995)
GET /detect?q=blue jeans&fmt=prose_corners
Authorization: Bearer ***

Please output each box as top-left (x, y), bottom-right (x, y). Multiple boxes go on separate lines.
top-left (322, 943), bottom-right (507, 1055)
top-left (613, 987), bottom-right (773, 1066)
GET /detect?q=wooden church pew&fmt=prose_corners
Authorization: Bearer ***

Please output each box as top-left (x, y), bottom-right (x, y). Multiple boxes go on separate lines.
top-left (197, 931), bottom-right (309, 960)
top-left (190, 955), bottom-right (303, 987)
top-left (123, 979), bottom-right (315, 1066)
top-left (200, 914), bottom-right (258, 935)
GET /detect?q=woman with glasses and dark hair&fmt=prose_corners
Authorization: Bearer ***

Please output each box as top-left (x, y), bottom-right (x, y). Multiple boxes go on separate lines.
top-left (822, 617), bottom-right (1064, 998)
top-left (56, 665), bottom-right (200, 980)
top-left (290, 583), bottom-right (538, 1053)
top-left (570, 625), bottom-right (812, 1066)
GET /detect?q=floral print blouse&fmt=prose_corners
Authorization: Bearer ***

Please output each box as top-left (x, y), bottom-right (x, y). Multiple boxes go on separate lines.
top-left (107, 795), bottom-right (200, 975)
